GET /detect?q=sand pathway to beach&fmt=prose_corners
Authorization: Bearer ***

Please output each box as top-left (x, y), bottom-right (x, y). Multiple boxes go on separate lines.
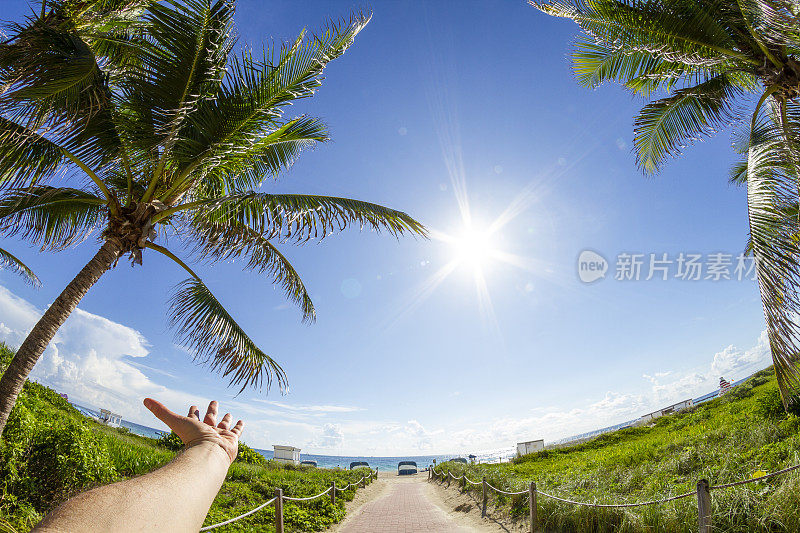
top-left (330, 472), bottom-right (508, 532)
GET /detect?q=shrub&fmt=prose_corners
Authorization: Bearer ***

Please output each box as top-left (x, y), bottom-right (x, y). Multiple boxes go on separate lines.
top-left (21, 419), bottom-right (118, 509)
top-left (755, 387), bottom-right (786, 421)
top-left (157, 430), bottom-right (183, 451)
top-left (237, 442), bottom-right (268, 466)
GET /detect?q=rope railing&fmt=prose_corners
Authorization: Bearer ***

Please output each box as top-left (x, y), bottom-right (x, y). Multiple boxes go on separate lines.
top-left (429, 461), bottom-right (800, 533)
top-left (283, 487), bottom-right (333, 502)
top-left (535, 488), bottom-right (696, 508)
top-left (199, 498), bottom-right (277, 531)
top-left (485, 480), bottom-right (528, 497)
top-left (200, 468), bottom-right (377, 532)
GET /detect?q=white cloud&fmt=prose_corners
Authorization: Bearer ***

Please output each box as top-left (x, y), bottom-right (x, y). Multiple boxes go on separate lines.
top-left (251, 399), bottom-right (363, 414)
top-left (312, 423), bottom-right (344, 448)
top-left (0, 285), bottom-right (200, 430)
top-left (711, 330), bottom-right (770, 377)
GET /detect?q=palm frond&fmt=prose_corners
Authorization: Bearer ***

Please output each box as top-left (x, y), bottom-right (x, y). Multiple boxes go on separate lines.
top-left (573, 38), bottom-right (691, 94)
top-left (59, 0), bottom-right (153, 73)
top-left (164, 13), bottom-right (368, 197)
top-left (730, 99), bottom-right (800, 184)
top-left (530, 0), bottom-right (757, 67)
top-left (178, 192), bottom-right (427, 243)
top-left (128, 0), bottom-right (235, 161)
top-left (0, 117), bottom-right (66, 189)
top-left (185, 220), bottom-right (315, 321)
top-left (745, 112), bottom-right (800, 407)
top-left (633, 74), bottom-right (742, 173)
top-left (0, 246), bottom-right (41, 287)
top-left (176, 116), bottom-right (329, 197)
top-left (0, 12), bottom-right (124, 170)
top-left (168, 278), bottom-right (287, 392)
top-left (735, 0), bottom-right (800, 52)
top-left (0, 186), bottom-right (105, 250)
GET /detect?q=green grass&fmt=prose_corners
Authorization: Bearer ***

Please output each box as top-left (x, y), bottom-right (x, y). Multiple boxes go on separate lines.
top-left (434, 367), bottom-right (800, 532)
top-left (0, 343), bottom-right (373, 532)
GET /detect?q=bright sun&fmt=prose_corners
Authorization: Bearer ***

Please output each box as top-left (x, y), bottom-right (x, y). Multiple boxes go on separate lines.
top-left (453, 228), bottom-right (493, 267)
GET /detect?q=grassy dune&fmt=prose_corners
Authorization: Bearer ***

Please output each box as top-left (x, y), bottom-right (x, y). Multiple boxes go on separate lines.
top-left (435, 368), bottom-right (800, 532)
top-left (0, 344), bottom-right (373, 532)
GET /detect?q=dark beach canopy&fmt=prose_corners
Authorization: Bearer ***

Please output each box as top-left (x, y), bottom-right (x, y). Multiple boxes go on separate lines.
top-left (350, 461), bottom-right (369, 469)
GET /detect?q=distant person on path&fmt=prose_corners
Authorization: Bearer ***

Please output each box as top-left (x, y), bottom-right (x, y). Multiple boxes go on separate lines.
top-left (34, 398), bottom-right (244, 533)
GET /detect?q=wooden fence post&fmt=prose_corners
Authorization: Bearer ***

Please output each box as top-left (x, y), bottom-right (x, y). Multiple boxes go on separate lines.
top-left (697, 479), bottom-right (711, 533)
top-left (428, 467), bottom-right (431, 480)
top-left (274, 488), bottom-right (284, 533)
top-left (330, 482), bottom-right (336, 505)
top-left (447, 472), bottom-right (451, 487)
top-left (482, 476), bottom-right (488, 518)
top-left (361, 475), bottom-right (366, 488)
top-left (529, 482), bottom-right (538, 533)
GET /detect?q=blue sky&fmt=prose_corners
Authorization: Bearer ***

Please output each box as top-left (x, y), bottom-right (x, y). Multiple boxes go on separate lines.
top-left (0, 0), bottom-right (771, 455)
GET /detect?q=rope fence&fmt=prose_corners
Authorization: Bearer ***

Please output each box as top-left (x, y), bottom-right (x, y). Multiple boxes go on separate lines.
top-left (430, 461), bottom-right (800, 533)
top-left (200, 468), bottom-right (377, 532)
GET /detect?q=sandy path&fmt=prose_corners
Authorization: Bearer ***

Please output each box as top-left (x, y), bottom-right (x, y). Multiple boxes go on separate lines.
top-left (327, 472), bottom-right (508, 533)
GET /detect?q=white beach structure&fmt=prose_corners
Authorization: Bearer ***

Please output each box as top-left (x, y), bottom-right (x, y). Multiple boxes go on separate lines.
top-left (98, 409), bottom-right (122, 428)
top-left (637, 399), bottom-right (693, 425)
top-left (273, 445), bottom-right (301, 465)
top-left (516, 439), bottom-right (544, 457)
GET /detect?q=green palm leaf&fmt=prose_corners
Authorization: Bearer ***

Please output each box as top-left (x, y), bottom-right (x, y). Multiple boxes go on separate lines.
top-left (173, 116), bottom-right (329, 198)
top-left (0, 118), bottom-right (67, 189)
top-left (0, 246), bottom-right (41, 288)
top-left (745, 111), bottom-right (800, 407)
top-left (0, 186), bottom-right (105, 250)
top-left (573, 38), bottom-right (690, 94)
top-left (168, 278), bottom-right (287, 392)
top-left (185, 221), bottom-right (315, 321)
top-left (163, 13), bottom-right (368, 197)
top-left (176, 192), bottom-right (427, 243)
top-left (530, 0), bottom-right (756, 67)
top-left (633, 74), bottom-right (742, 173)
top-left (0, 12), bottom-right (124, 171)
top-left (128, 0), bottom-right (235, 161)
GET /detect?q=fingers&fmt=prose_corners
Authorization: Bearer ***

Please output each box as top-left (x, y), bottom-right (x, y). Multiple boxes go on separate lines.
top-left (188, 405), bottom-right (200, 421)
top-left (204, 400), bottom-right (218, 426)
top-left (143, 398), bottom-right (181, 429)
top-left (231, 419), bottom-right (245, 436)
top-left (218, 412), bottom-right (232, 430)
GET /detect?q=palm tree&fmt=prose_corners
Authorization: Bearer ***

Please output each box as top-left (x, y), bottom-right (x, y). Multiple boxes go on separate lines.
top-left (531, 0), bottom-right (800, 408)
top-left (0, 0), bottom-right (425, 434)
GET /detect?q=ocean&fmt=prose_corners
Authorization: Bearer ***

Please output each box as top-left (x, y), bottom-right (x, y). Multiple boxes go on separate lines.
top-left (250, 450), bottom-right (516, 471)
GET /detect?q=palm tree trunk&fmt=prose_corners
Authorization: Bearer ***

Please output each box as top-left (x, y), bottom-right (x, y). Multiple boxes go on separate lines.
top-left (0, 239), bottom-right (123, 435)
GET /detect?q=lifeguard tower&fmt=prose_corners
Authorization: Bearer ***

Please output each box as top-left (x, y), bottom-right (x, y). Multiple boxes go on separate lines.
top-left (273, 445), bottom-right (301, 465)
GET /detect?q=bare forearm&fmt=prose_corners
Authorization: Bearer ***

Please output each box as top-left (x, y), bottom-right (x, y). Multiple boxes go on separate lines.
top-left (34, 443), bottom-right (229, 533)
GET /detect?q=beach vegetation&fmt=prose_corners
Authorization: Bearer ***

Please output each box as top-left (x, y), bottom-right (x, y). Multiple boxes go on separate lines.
top-left (435, 367), bottom-right (800, 532)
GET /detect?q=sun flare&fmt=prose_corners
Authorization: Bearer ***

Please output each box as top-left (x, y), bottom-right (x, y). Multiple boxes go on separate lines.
top-left (452, 228), bottom-right (493, 267)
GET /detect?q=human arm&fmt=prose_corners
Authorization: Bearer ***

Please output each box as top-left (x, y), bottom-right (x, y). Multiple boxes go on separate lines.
top-left (33, 399), bottom-right (244, 533)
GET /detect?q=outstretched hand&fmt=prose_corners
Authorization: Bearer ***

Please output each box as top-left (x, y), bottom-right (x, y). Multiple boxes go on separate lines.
top-left (143, 398), bottom-right (244, 465)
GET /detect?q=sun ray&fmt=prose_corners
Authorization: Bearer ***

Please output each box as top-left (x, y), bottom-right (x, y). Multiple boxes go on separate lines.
top-left (378, 259), bottom-right (460, 332)
top-left (473, 267), bottom-right (500, 337)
